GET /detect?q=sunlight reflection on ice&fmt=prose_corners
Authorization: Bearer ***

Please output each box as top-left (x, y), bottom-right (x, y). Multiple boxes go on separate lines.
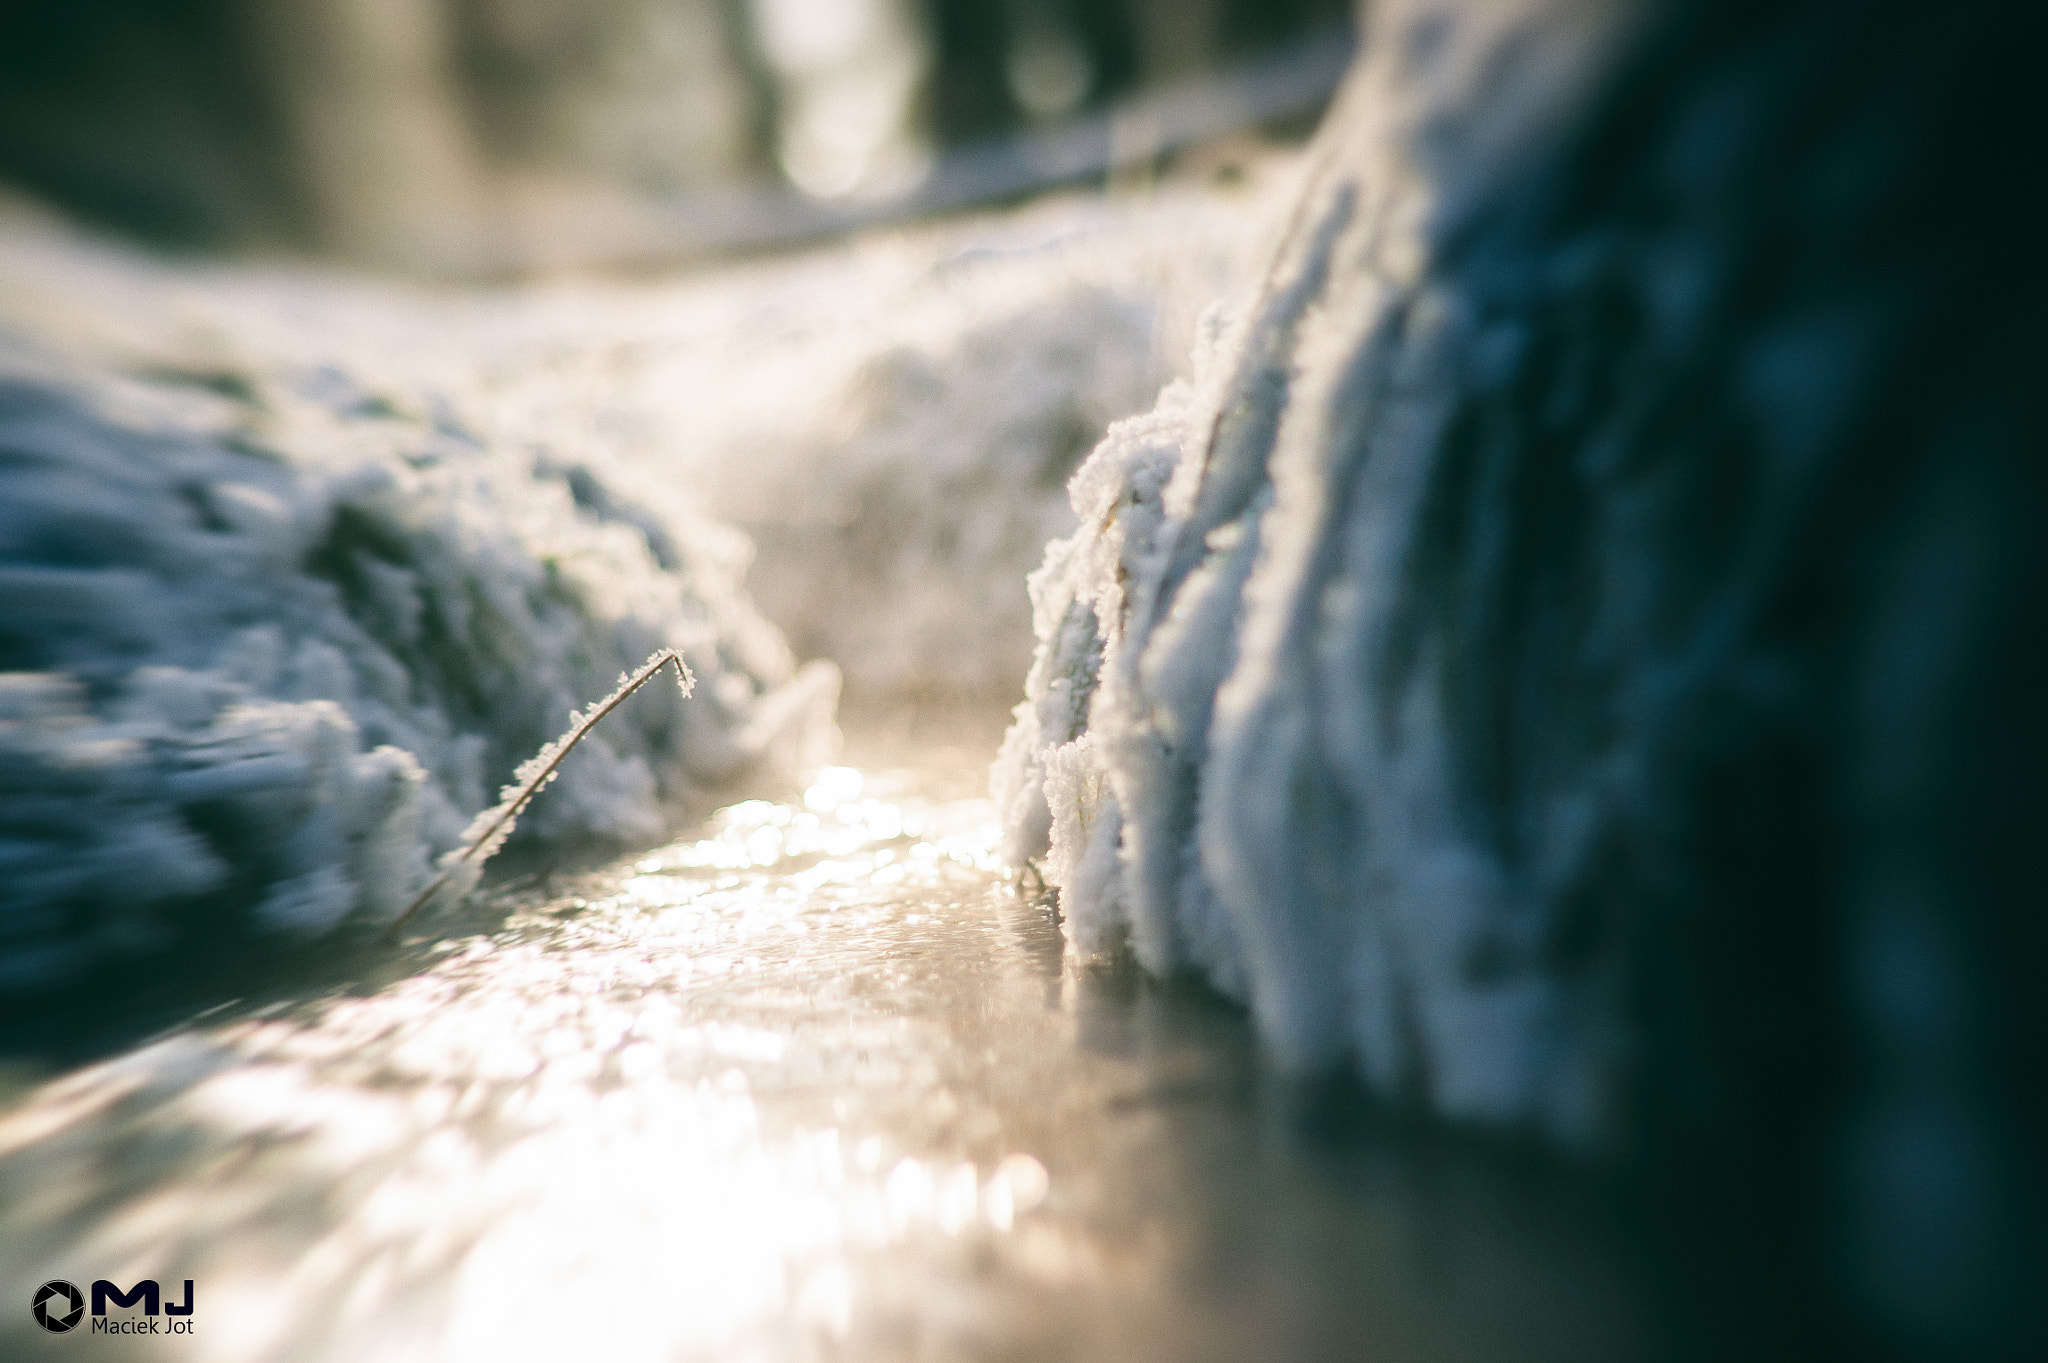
top-left (0, 771), bottom-right (1042, 1362)
top-left (805, 765), bottom-right (865, 811)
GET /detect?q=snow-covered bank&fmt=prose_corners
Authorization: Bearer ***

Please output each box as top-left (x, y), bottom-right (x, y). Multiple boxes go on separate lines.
top-left (0, 161), bottom-right (1289, 990)
top-left (996, 0), bottom-right (2046, 1347)
top-left (430, 178), bottom-right (1300, 702)
top-left (0, 168), bottom-right (1294, 709)
top-left (0, 296), bottom-right (832, 991)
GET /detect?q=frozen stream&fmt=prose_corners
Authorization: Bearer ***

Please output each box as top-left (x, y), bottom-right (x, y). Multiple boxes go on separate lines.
top-left (2, 137), bottom-right (1702, 1362)
top-left (0, 710), bottom-right (1665, 1362)
top-left (7, 1), bottom-right (2045, 1353)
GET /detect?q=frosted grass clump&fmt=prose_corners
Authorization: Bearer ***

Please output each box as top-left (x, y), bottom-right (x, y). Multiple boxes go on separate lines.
top-left (0, 334), bottom-right (834, 991)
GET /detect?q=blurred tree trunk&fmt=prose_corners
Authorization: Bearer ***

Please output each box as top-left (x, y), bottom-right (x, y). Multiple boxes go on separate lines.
top-left (919, 0), bottom-right (1020, 142)
top-left (916, 0), bottom-right (1351, 149)
top-left (1129, 0), bottom-right (1225, 81)
top-left (0, 0), bottom-right (291, 248)
top-left (239, 0), bottom-right (490, 271)
top-left (447, 0), bottom-right (766, 191)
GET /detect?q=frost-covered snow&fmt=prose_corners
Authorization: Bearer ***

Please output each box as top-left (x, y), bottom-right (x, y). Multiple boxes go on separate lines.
top-left (996, 18), bottom-right (1644, 1137)
top-left (994, 1), bottom-right (2047, 1342)
top-left (0, 243), bottom-right (834, 989)
top-left (426, 181), bottom-right (1299, 702)
top-left (0, 163), bottom-right (1287, 989)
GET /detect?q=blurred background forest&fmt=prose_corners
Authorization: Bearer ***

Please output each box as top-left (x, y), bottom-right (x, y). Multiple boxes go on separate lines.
top-left (0, 0), bottom-right (1352, 273)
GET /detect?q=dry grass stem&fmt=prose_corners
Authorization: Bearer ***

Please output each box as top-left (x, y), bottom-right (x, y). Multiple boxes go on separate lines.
top-left (382, 648), bottom-right (694, 941)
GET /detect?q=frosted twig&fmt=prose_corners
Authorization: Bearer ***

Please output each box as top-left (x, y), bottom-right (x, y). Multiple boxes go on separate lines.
top-left (382, 648), bottom-right (694, 941)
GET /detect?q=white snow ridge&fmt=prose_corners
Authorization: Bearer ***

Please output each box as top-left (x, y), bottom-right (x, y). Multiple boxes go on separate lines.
top-left (995, 4), bottom-right (2048, 1274)
top-left (995, 3), bottom-right (1640, 1147)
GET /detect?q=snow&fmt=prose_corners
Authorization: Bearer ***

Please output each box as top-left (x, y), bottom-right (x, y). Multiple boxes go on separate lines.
top-left (2, 0), bottom-right (2043, 1346)
top-left (0, 157), bottom-right (1291, 988)
top-left (0, 246), bottom-right (834, 988)
top-left (4, 0), bottom-right (2042, 1348)
top-left (989, 0), bottom-right (2048, 1341)
top-left (993, 0), bottom-right (2047, 1267)
top-left (437, 181), bottom-right (1297, 703)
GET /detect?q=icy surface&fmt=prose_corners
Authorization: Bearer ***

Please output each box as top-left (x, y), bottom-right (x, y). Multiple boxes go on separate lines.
top-left (0, 742), bottom-right (1658, 1363)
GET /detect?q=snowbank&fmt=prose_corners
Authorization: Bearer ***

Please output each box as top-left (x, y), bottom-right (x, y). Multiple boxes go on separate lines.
top-left (5, 175), bottom-right (1295, 709)
top-left (450, 184), bottom-right (1297, 703)
top-left (0, 161), bottom-right (1289, 987)
top-left (996, 5), bottom-right (1649, 1138)
top-left (996, 0), bottom-right (2046, 1343)
top-left (0, 315), bottom-right (833, 991)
